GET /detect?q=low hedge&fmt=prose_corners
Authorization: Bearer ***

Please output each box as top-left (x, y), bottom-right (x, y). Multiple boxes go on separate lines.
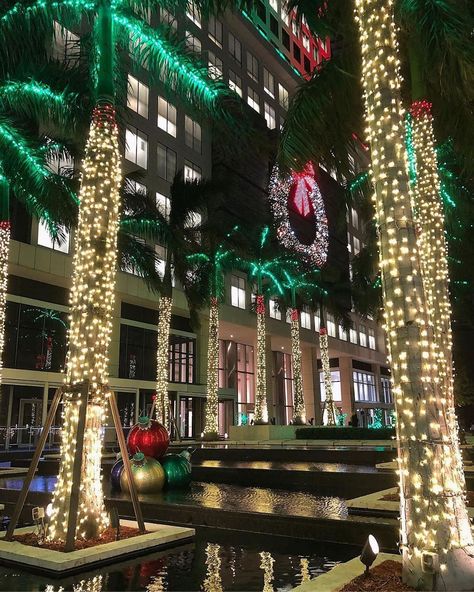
top-left (295, 426), bottom-right (395, 440)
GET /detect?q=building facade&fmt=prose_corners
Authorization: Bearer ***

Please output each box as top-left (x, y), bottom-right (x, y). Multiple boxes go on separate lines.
top-left (0, 1), bottom-right (393, 447)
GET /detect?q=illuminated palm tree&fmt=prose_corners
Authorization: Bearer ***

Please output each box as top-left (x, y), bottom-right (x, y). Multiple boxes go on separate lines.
top-left (1, 0), bottom-right (233, 543)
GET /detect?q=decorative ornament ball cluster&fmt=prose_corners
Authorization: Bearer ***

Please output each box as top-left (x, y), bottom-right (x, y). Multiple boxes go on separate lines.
top-left (269, 162), bottom-right (329, 268)
top-left (110, 416), bottom-right (192, 493)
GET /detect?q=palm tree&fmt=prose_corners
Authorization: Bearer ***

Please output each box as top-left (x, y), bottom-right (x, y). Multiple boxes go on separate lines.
top-left (187, 225), bottom-right (239, 438)
top-left (238, 227), bottom-right (287, 424)
top-left (151, 172), bottom-right (221, 430)
top-left (1, 0), bottom-right (234, 543)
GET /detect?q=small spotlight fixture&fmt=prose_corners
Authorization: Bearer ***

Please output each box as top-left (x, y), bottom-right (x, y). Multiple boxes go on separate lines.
top-left (360, 535), bottom-right (379, 576)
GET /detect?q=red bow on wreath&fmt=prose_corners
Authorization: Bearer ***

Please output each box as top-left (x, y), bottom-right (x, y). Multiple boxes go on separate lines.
top-left (290, 162), bottom-right (316, 218)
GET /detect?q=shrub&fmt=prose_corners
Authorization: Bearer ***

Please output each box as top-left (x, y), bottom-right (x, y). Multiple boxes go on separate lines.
top-left (295, 426), bottom-right (395, 440)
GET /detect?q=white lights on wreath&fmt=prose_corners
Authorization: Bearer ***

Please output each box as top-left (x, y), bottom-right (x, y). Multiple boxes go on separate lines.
top-left (269, 162), bottom-right (328, 267)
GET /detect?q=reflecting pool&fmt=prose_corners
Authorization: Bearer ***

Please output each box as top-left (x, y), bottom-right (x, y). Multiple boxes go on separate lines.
top-left (0, 531), bottom-right (356, 591)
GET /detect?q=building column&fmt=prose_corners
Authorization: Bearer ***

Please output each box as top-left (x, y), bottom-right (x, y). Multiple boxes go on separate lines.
top-left (197, 312), bottom-right (209, 388)
top-left (338, 357), bottom-right (354, 419)
top-left (5, 385), bottom-right (13, 450)
top-left (134, 388), bottom-right (140, 423)
top-left (373, 364), bottom-right (382, 405)
top-left (312, 347), bottom-right (322, 425)
top-left (42, 382), bottom-right (49, 426)
top-left (265, 333), bottom-right (274, 422)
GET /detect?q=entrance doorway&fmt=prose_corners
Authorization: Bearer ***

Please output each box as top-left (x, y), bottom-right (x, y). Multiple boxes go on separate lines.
top-left (218, 399), bottom-right (234, 436)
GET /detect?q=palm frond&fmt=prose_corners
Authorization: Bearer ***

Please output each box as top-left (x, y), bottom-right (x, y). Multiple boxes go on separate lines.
top-left (114, 7), bottom-right (235, 116)
top-left (118, 231), bottom-right (163, 294)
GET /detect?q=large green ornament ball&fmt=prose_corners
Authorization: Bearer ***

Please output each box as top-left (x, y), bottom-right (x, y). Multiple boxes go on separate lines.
top-left (162, 453), bottom-right (192, 489)
top-left (120, 452), bottom-right (165, 494)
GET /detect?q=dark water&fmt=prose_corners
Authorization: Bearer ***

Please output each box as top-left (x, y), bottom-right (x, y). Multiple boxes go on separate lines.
top-left (0, 478), bottom-right (348, 520)
top-left (0, 531), bottom-right (356, 591)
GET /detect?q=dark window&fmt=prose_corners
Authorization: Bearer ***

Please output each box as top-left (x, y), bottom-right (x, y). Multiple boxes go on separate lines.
top-left (270, 15), bottom-right (279, 38)
top-left (169, 335), bottom-right (196, 383)
top-left (282, 30), bottom-right (290, 51)
top-left (10, 198), bottom-right (31, 243)
top-left (119, 324), bottom-right (157, 381)
top-left (293, 43), bottom-right (301, 63)
top-left (257, 1), bottom-right (266, 22)
top-left (5, 302), bottom-right (68, 372)
top-left (304, 56), bottom-right (311, 72)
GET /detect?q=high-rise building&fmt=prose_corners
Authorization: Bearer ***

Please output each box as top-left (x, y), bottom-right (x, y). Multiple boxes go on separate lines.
top-left (0, 2), bottom-right (392, 447)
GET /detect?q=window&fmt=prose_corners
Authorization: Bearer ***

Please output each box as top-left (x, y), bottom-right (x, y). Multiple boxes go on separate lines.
top-left (47, 150), bottom-right (73, 176)
top-left (119, 324), bottom-right (157, 381)
top-left (278, 83), bottom-right (289, 109)
top-left (293, 43), bottom-right (301, 63)
top-left (247, 51), bottom-right (259, 82)
top-left (157, 96), bottom-right (177, 137)
top-left (351, 207), bottom-right (359, 229)
top-left (53, 22), bottom-right (79, 65)
top-left (185, 115), bottom-right (202, 153)
top-left (126, 76), bottom-right (148, 120)
top-left (264, 103), bottom-right (276, 129)
top-left (186, 2), bottom-right (201, 27)
top-left (256, 1), bottom-right (266, 22)
top-left (228, 32), bottom-right (242, 63)
top-left (359, 325), bottom-right (367, 347)
top-left (300, 306), bottom-right (311, 330)
top-left (231, 275), bottom-right (246, 309)
top-left (327, 314), bottom-right (336, 337)
top-left (269, 0), bottom-right (278, 11)
top-left (274, 351), bottom-right (294, 425)
top-left (125, 179), bottom-right (146, 214)
top-left (353, 371), bottom-right (377, 402)
top-left (156, 192), bottom-right (170, 221)
top-left (184, 160), bottom-right (202, 182)
top-left (291, 20), bottom-right (299, 36)
top-left (302, 33), bottom-right (310, 52)
top-left (169, 335), bottom-right (196, 383)
top-left (247, 87), bottom-right (260, 113)
top-left (280, 4), bottom-right (290, 26)
top-left (314, 310), bottom-right (320, 332)
top-left (236, 342), bottom-right (255, 421)
top-left (122, 235), bottom-right (145, 275)
top-left (319, 370), bottom-right (342, 401)
top-left (157, 143), bottom-right (176, 182)
top-left (185, 32), bottom-right (201, 54)
top-left (368, 328), bottom-right (376, 350)
top-left (381, 375), bottom-right (393, 403)
top-left (347, 232), bottom-right (352, 253)
top-left (350, 327), bottom-right (358, 344)
top-left (125, 127), bottom-right (148, 169)
top-left (228, 70), bottom-right (242, 97)
top-left (160, 7), bottom-right (177, 31)
top-left (353, 236), bottom-right (360, 255)
top-left (263, 68), bottom-right (274, 97)
top-left (208, 51), bottom-right (223, 79)
top-left (269, 298), bottom-right (281, 320)
top-left (270, 14), bottom-right (279, 37)
top-left (37, 220), bottom-right (70, 253)
top-left (208, 16), bottom-right (223, 47)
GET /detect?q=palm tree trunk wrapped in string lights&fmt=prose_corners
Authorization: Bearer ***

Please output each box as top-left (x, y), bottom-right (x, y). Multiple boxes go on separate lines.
top-left (203, 296), bottom-right (219, 436)
top-left (354, 0), bottom-right (474, 587)
top-left (47, 1), bottom-right (120, 541)
top-left (254, 293), bottom-right (269, 424)
top-left (289, 308), bottom-right (305, 425)
top-left (0, 172), bottom-right (10, 391)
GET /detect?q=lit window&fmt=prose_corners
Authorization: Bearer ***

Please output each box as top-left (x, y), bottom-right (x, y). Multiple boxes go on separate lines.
top-left (186, 2), bottom-right (201, 27)
top-left (280, 5), bottom-right (290, 26)
top-left (208, 51), bottom-right (223, 79)
top-left (125, 127), bottom-right (148, 169)
top-left (126, 179), bottom-right (146, 215)
top-left (228, 70), bottom-right (242, 97)
top-left (122, 236), bottom-right (145, 275)
top-left (314, 310), bottom-right (320, 331)
top-left (127, 75), bottom-right (149, 118)
top-left (157, 142), bottom-right (176, 182)
top-left (229, 32), bottom-right (242, 63)
top-left (327, 314), bottom-right (336, 337)
top-left (269, 0), bottom-right (278, 11)
top-left (247, 51), bottom-right (259, 82)
top-left (269, 298), bottom-right (281, 320)
top-left (208, 15), bottom-right (223, 47)
top-left (351, 207), bottom-right (359, 229)
top-left (286, 309), bottom-right (292, 324)
top-left (347, 232), bottom-right (352, 253)
top-left (302, 33), bottom-right (310, 52)
top-left (263, 68), bottom-right (275, 98)
top-left (47, 150), bottom-right (73, 176)
top-left (231, 275), bottom-right (246, 309)
top-left (279, 115), bottom-right (285, 130)
top-left (353, 370), bottom-right (377, 402)
top-left (156, 192), bottom-right (170, 221)
top-left (381, 375), bottom-right (393, 403)
top-left (291, 20), bottom-right (299, 36)
top-left (368, 328), bottom-right (376, 350)
top-left (359, 325), bottom-right (367, 347)
top-left (184, 160), bottom-right (202, 182)
top-left (319, 370), bottom-right (342, 401)
top-left (185, 31), bottom-right (201, 53)
top-left (37, 220), bottom-right (70, 253)
top-left (339, 324), bottom-right (348, 341)
top-left (155, 244), bottom-right (175, 286)
top-left (353, 236), bottom-right (360, 255)
top-left (160, 7), bottom-right (177, 31)
top-left (247, 87), bottom-right (260, 113)
top-left (157, 96), bottom-right (177, 137)
top-left (53, 22), bottom-right (79, 65)
top-left (278, 83), bottom-right (289, 109)
top-left (185, 115), bottom-right (202, 153)
top-left (264, 103), bottom-right (276, 129)
top-left (300, 306), bottom-right (311, 329)
top-left (349, 327), bottom-right (358, 344)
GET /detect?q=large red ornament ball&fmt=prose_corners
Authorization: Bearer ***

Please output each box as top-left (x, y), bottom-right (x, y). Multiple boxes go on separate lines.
top-left (127, 416), bottom-right (170, 459)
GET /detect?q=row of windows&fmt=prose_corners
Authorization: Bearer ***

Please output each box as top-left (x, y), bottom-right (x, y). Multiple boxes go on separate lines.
top-left (231, 275), bottom-right (377, 349)
top-left (320, 369), bottom-right (393, 404)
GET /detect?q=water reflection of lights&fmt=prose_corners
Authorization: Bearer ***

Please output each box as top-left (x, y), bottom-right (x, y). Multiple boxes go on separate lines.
top-left (45, 575), bottom-right (104, 592)
top-left (300, 558), bottom-right (310, 583)
top-left (203, 543), bottom-right (223, 592)
top-left (260, 551), bottom-right (274, 592)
